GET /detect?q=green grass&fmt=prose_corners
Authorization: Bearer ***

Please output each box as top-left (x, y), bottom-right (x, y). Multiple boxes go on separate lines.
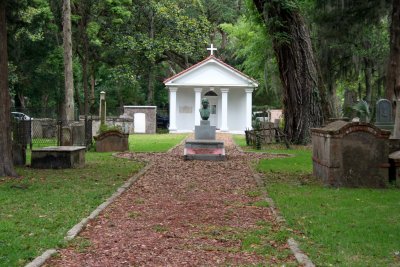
top-left (31, 138), bottom-right (57, 147)
top-left (0, 152), bottom-right (143, 266)
top-left (194, 223), bottom-right (296, 265)
top-left (129, 133), bottom-right (188, 152)
top-left (270, 183), bottom-right (400, 266)
top-left (256, 148), bottom-right (311, 174)
top-left (239, 220), bottom-right (294, 263)
top-left (234, 134), bottom-right (400, 266)
top-left (232, 134), bottom-right (312, 174)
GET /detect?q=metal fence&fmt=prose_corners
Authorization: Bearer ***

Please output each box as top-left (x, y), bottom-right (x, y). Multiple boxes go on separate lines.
top-left (11, 118), bottom-right (93, 150)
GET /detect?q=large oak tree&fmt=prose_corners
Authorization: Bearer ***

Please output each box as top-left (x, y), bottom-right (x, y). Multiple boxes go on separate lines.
top-left (387, 0), bottom-right (400, 138)
top-left (253, 0), bottom-right (330, 144)
top-left (0, 0), bottom-right (17, 177)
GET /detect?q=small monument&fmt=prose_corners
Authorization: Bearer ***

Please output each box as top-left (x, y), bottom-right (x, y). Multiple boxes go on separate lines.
top-left (195, 98), bottom-right (216, 140)
top-left (375, 98), bottom-right (394, 132)
top-left (99, 91), bottom-right (106, 126)
top-left (311, 121), bottom-right (392, 187)
top-left (184, 98), bottom-right (225, 161)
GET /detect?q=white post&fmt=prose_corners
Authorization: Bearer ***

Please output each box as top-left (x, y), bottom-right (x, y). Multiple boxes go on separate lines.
top-left (221, 88), bottom-right (229, 132)
top-left (99, 91), bottom-right (106, 125)
top-left (194, 88), bottom-right (202, 126)
top-left (169, 87), bottom-right (178, 132)
top-left (245, 88), bottom-right (254, 130)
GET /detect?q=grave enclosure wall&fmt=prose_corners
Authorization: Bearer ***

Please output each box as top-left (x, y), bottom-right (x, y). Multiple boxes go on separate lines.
top-left (123, 106), bottom-right (156, 134)
top-left (312, 121), bottom-right (400, 188)
top-left (89, 116), bottom-right (134, 135)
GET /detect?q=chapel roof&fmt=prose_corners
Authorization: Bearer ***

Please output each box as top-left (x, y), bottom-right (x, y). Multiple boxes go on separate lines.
top-left (163, 55), bottom-right (258, 87)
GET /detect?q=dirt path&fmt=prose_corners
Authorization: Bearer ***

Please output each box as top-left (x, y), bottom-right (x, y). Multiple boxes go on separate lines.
top-left (46, 134), bottom-right (296, 266)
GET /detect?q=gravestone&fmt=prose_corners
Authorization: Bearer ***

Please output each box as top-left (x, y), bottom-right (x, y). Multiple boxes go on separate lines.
top-left (71, 122), bottom-right (85, 146)
top-left (375, 98), bottom-right (393, 132)
top-left (311, 121), bottom-right (391, 187)
top-left (94, 130), bottom-right (129, 152)
top-left (61, 127), bottom-right (73, 146)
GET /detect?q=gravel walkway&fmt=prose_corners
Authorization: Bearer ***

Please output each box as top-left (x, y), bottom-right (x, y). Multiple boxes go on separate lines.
top-left (46, 134), bottom-right (296, 266)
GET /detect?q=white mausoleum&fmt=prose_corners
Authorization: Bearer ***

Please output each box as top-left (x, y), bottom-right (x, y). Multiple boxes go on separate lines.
top-left (164, 46), bottom-right (258, 134)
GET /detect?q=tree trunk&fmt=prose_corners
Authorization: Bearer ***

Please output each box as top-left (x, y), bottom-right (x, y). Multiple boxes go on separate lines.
top-left (82, 35), bottom-right (89, 116)
top-left (364, 58), bottom-right (372, 105)
top-left (90, 69), bottom-right (95, 98)
top-left (147, 9), bottom-right (155, 105)
top-left (17, 91), bottom-right (26, 108)
top-left (74, 82), bottom-right (82, 115)
top-left (0, 1), bottom-right (17, 177)
top-left (253, 0), bottom-right (328, 144)
top-left (62, 0), bottom-right (75, 122)
top-left (147, 65), bottom-right (155, 105)
top-left (77, 2), bottom-right (90, 116)
top-left (387, 0), bottom-right (400, 138)
top-left (90, 67), bottom-right (95, 109)
top-left (42, 94), bottom-right (49, 115)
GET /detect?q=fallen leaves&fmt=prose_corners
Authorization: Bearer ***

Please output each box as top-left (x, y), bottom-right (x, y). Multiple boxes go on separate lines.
top-left (46, 134), bottom-right (296, 266)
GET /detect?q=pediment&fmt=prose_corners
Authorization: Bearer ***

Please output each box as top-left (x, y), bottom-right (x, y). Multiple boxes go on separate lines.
top-left (164, 56), bottom-right (258, 87)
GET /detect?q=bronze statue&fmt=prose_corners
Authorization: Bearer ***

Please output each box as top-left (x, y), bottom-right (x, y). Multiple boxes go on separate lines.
top-left (199, 98), bottom-right (210, 120)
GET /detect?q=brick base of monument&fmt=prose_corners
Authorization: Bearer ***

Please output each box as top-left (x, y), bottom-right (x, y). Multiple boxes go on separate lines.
top-left (184, 140), bottom-right (226, 161)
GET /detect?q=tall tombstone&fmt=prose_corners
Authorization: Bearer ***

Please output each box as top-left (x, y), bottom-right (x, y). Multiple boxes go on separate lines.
top-left (375, 98), bottom-right (394, 132)
top-left (99, 91), bottom-right (106, 126)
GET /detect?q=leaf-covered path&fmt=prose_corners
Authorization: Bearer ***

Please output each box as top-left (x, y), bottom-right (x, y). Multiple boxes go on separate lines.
top-left (46, 134), bottom-right (296, 266)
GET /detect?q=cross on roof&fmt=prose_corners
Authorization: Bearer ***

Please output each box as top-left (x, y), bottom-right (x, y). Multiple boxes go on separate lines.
top-left (207, 44), bottom-right (217, 56)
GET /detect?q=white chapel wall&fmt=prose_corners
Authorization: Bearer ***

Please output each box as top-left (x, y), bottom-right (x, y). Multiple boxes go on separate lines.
top-left (176, 88), bottom-right (195, 131)
top-left (227, 89), bottom-right (246, 131)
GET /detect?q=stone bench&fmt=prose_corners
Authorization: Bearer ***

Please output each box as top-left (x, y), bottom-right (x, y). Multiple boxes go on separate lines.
top-left (31, 146), bottom-right (86, 169)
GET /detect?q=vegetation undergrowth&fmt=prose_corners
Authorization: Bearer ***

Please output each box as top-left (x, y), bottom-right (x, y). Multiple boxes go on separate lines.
top-left (233, 134), bottom-right (400, 266)
top-left (0, 152), bottom-right (143, 266)
top-left (129, 133), bottom-right (187, 152)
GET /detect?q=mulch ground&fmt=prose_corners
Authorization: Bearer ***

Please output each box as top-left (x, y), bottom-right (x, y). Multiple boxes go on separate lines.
top-left (46, 134), bottom-right (297, 266)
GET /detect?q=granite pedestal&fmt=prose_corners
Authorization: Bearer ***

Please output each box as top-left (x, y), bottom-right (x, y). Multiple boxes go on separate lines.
top-left (184, 120), bottom-right (225, 161)
top-left (195, 120), bottom-right (216, 140)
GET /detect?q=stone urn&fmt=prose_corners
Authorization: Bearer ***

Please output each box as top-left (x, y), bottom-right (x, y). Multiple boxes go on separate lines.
top-left (94, 130), bottom-right (129, 152)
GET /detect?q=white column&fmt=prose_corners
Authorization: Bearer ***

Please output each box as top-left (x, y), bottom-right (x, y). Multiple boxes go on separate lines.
top-left (169, 87), bottom-right (178, 132)
top-left (194, 88), bottom-right (202, 126)
top-left (220, 88), bottom-right (229, 132)
top-left (245, 88), bottom-right (254, 130)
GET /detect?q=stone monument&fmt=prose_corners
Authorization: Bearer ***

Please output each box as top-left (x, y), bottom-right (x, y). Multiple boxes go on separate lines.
top-left (195, 98), bottom-right (216, 140)
top-left (311, 121), bottom-right (392, 187)
top-left (375, 98), bottom-right (394, 132)
top-left (184, 98), bottom-right (225, 160)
